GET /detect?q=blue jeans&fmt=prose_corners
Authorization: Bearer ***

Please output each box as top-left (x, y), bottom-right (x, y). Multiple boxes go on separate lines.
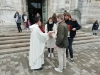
top-left (66, 37), bottom-right (74, 58)
top-left (93, 30), bottom-right (98, 33)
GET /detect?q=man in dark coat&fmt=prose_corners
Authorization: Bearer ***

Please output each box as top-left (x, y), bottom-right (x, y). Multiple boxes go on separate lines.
top-left (55, 14), bottom-right (68, 73)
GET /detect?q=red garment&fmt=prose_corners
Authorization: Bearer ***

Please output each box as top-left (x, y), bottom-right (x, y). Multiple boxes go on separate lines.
top-left (39, 25), bottom-right (45, 33)
top-left (68, 24), bottom-right (71, 31)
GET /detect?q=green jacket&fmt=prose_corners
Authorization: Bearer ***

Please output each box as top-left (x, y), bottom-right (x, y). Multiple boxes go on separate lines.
top-left (56, 21), bottom-right (68, 48)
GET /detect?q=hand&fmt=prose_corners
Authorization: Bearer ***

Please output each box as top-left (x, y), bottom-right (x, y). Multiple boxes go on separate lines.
top-left (48, 31), bottom-right (55, 35)
top-left (54, 45), bottom-right (57, 49)
top-left (49, 34), bottom-right (53, 38)
top-left (72, 28), bottom-right (76, 31)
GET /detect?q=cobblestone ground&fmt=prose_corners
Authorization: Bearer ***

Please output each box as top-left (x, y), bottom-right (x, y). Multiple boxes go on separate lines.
top-left (0, 42), bottom-right (100, 75)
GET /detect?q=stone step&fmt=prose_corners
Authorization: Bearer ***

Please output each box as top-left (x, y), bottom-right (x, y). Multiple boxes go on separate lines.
top-left (0, 34), bottom-right (97, 44)
top-left (76, 31), bottom-right (85, 34)
top-left (76, 33), bottom-right (92, 37)
top-left (73, 39), bottom-right (100, 45)
top-left (0, 35), bottom-right (98, 45)
top-left (0, 33), bottom-right (30, 37)
top-left (0, 39), bottom-right (30, 45)
top-left (0, 47), bottom-right (29, 55)
top-left (0, 40), bottom-right (100, 54)
top-left (0, 42), bottom-right (29, 49)
top-left (0, 38), bottom-right (100, 49)
top-left (0, 36), bottom-right (30, 41)
top-left (74, 36), bottom-right (99, 41)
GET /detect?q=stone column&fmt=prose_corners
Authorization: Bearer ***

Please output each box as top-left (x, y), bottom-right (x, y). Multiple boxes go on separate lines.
top-left (47, 0), bottom-right (51, 18)
top-left (75, 0), bottom-right (78, 9)
top-left (21, 0), bottom-right (24, 14)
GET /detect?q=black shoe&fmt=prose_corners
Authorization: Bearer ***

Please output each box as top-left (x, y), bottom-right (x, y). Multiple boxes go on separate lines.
top-left (34, 67), bottom-right (43, 71)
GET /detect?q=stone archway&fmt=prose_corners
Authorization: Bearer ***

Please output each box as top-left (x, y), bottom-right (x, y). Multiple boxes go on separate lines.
top-left (23, 0), bottom-right (48, 24)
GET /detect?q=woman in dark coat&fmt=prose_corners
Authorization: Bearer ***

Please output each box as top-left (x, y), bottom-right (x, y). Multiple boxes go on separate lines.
top-left (92, 20), bottom-right (99, 35)
top-left (64, 12), bottom-right (81, 62)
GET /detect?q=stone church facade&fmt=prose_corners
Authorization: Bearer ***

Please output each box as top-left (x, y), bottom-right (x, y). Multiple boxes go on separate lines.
top-left (0, 0), bottom-right (100, 27)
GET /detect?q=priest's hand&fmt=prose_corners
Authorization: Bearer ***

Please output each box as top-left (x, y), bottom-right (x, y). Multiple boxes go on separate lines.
top-left (49, 34), bottom-right (53, 38)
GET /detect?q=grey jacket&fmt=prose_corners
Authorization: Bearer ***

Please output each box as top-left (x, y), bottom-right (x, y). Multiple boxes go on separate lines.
top-left (56, 21), bottom-right (69, 48)
top-left (14, 14), bottom-right (21, 23)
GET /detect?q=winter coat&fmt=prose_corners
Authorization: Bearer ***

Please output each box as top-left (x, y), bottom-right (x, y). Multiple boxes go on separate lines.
top-left (56, 21), bottom-right (69, 48)
top-left (92, 22), bottom-right (99, 30)
top-left (65, 20), bottom-right (81, 38)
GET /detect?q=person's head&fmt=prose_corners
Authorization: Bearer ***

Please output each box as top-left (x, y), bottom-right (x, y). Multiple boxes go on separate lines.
top-left (57, 14), bottom-right (64, 23)
top-left (95, 20), bottom-right (98, 23)
top-left (34, 17), bottom-right (40, 25)
top-left (23, 12), bottom-right (26, 15)
top-left (47, 17), bottom-right (54, 24)
top-left (52, 13), bottom-right (56, 17)
top-left (16, 11), bottom-right (19, 14)
top-left (64, 10), bottom-right (67, 12)
top-left (64, 12), bottom-right (71, 20)
top-left (37, 13), bottom-right (40, 16)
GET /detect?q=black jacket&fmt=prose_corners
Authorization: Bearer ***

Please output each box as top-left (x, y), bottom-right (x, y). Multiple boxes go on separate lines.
top-left (92, 22), bottom-right (99, 30)
top-left (65, 20), bottom-right (80, 38)
top-left (22, 14), bottom-right (27, 21)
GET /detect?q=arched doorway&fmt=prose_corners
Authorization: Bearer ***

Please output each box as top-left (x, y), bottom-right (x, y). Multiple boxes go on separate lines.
top-left (26, 0), bottom-right (48, 24)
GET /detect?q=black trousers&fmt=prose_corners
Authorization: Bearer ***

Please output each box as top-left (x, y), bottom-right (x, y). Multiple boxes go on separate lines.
top-left (17, 23), bottom-right (22, 32)
top-left (48, 48), bottom-right (54, 53)
top-left (66, 37), bottom-right (74, 58)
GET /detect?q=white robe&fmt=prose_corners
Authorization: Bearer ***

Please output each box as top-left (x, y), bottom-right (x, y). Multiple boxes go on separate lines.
top-left (29, 24), bottom-right (49, 69)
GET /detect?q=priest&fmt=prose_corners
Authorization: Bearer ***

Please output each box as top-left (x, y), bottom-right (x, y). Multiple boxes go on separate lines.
top-left (29, 17), bottom-right (54, 70)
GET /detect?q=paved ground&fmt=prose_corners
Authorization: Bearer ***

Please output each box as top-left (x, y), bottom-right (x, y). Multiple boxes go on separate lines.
top-left (0, 42), bottom-right (100, 75)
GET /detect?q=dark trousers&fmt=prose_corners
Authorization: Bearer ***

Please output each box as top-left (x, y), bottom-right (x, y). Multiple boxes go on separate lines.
top-left (48, 48), bottom-right (54, 53)
top-left (66, 37), bottom-right (74, 58)
top-left (17, 23), bottom-right (22, 32)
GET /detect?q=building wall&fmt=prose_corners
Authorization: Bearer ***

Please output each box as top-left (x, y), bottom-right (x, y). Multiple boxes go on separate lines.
top-left (0, 0), bottom-right (23, 26)
top-left (0, 0), bottom-right (100, 26)
top-left (78, 0), bottom-right (100, 24)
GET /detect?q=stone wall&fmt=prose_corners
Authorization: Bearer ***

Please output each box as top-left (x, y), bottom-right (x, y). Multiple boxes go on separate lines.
top-left (0, 0), bottom-right (100, 27)
top-left (0, 0), bottom-right (23, 26)
top-left (78, 0), bottom-right (100, 25)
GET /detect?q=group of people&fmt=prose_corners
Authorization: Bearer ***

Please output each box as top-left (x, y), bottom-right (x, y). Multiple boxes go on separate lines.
top-left (14, 11), bottom-right (41, 33)
top-left (29, 12), bottom-right (81, 73)
top-left (13, 10), bottom-right (99, 73)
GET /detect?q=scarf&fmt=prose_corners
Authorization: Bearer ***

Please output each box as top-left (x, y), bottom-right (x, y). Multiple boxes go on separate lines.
top-left (47, 22), bottom-right (54, 32)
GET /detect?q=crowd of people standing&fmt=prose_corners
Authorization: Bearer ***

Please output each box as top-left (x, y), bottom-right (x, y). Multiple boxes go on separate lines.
top-left (14, 11), bottom-right (99, 73)
top-left (14, 11), bottom-right (41, 33)
top-left (27, 11), bottom-right (82, 73)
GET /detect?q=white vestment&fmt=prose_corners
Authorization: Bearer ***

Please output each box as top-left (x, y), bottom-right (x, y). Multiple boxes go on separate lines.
top-left (29, 24), bottom-right (49, 69)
